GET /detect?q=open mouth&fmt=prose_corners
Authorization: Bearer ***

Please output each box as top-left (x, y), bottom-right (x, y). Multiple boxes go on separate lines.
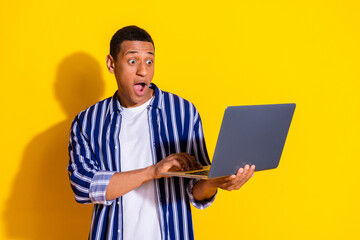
top-left (134, 82), bottom-right (147, 96)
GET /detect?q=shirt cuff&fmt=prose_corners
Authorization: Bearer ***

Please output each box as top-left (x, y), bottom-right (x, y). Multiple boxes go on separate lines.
top-left (186, 178), bottom-right (217, 210)
top-left (89, 171), bottom-right (116, 205)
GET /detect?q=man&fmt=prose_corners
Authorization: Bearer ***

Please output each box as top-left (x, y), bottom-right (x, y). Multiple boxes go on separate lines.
top-left (68, 25), bottom-right (255, 240)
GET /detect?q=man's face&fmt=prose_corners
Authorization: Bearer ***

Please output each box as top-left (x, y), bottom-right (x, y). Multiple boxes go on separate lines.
top-left (106, 40), bottom-right (155, 108)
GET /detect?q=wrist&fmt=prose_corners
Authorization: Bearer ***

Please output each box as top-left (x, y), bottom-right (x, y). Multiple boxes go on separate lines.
top-left (193, 180), bottom-right (217, 201)
top-left (202, 180), bottom-right (218, 193)
top-left (146, 164), bottom-right (157, 180)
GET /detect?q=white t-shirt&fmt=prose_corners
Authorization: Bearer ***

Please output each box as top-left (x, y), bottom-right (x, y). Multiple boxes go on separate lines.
top-left (119, 97), bottom-right (161, 240)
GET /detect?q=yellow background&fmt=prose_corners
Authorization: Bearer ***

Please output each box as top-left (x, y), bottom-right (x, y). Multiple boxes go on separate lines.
top-left (1, 0), bottom-right (359, 239)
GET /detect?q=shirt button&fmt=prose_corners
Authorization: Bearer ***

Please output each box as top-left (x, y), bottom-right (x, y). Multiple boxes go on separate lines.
top-left (116, 124), bottom-right (119, 127)
top-left (115, 146), bottom-right (118, 149)
top-left (118, 229), bottom-right (120, 233)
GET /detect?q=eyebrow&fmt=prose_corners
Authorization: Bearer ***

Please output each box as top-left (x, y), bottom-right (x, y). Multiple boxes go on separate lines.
top-left (124, 51), bottom-right (154, 56)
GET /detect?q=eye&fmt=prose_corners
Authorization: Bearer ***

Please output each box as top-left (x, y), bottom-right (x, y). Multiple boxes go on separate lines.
top-left (128, 59), bottom-right (136, 64)
top-left (146, 59), bottom-right (153, 65)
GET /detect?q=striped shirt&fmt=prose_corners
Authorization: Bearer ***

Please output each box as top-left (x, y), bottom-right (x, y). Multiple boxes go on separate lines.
top-left (68, 83), bottom-right (216, 240)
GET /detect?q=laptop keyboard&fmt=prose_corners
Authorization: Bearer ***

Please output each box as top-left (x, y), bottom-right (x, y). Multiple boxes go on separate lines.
top-left (185, 170), bottom-right (209, 176)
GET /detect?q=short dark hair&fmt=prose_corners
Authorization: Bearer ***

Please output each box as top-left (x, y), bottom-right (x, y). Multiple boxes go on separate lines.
top-left (110, 25), bottom-right (154, 61)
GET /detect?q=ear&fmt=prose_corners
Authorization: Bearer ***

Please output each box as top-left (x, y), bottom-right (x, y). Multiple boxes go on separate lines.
top-left (106, 54), bottom-right (115, 74)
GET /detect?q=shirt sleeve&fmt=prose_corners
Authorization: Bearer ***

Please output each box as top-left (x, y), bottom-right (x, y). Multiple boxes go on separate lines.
top-left (186, 178), bottom-right (217, 209)
top-left (186, 106), bottom-right (217, 209)
top-left (67, 116), bottom-right (115, 206)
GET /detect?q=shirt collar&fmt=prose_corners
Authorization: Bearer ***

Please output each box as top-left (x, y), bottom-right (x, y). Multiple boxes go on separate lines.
top-left (109, 83), bottom-right (163, 115)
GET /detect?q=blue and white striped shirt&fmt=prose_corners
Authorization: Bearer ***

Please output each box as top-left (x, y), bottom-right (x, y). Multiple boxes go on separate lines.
top-left (68, 84), bottom-right (216, 240)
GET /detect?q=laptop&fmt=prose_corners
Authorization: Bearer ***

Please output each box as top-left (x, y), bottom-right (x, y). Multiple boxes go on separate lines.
top-left (160, 103), bottom-right (296, 179)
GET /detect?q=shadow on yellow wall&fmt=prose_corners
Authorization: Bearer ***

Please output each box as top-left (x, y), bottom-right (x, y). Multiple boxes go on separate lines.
top-left (3, 52), bottom-right (105, 239)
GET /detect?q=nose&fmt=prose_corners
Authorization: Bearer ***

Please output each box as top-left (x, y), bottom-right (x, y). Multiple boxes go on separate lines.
top-left (136, 61), bottom-right (148, 77)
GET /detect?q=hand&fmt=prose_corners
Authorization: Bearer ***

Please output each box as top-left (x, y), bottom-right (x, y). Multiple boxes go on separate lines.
top-left (151, 153), bottom-right (202, 179)
top-left (209, 164), bottom-right (255, 191)
top-left (192, 164), bottom-right (255, 201)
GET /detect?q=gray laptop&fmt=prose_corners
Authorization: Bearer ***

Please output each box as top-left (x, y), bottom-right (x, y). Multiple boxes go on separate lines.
top-left (161, 103), bottom-right (296, 179)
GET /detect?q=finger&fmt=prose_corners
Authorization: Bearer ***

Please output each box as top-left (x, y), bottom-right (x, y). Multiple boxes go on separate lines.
top-left (233, 167), bottom-right (246, 183)
top-left (180, 153), bottom-right (196, 170)
top-left (236, 165), bottom-right (250, 180)
top-left (168, 154), bottom-right (187, 170)
top-left (228, 174), bottom-right (249, 190)
top-left (219, 180), bottom-right (234, 190)
top-left (175, 154), bottom-right (191, 170)
top-left (242, 164), bottom-right (251, 179)
top-left (155, 159), bottom-right (183, 178)
top-left (219, 178), bottom-right (239, 191)
top-left (244, 164), bottom-right (250, 172)
top-left (207, 175), bottom-right (234, 188)
top-left (194, 161), bottom-right (203, 169)
top-left (236, 167), bottom-right (245, 176)
top-left (217, 175), bottom-right (236, 183)
top-left (222, 165), bottom-right (255, 190)
top-left (251, 165), bottom-right (255, 177)
top-left (223, 167), bottom-right (247, 189)
top-left (186, 154), bottom-right (202, 170)
top-left (247, 165), bottom-right (255, 179)
top-left (242, 164), bottom-right (254, 181)
top-left (218, 175), bottom-right (237, 190)
top-left (232, 182), bottom-right (245, 191)
top-left (235, 165), bottom-right (255, 188)
top-left (165, 159), bottom-right (183, 171)
top-left (236, 164), bottom-right (250, 183)
top-left (189, 155), bottom-right (202, 170)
